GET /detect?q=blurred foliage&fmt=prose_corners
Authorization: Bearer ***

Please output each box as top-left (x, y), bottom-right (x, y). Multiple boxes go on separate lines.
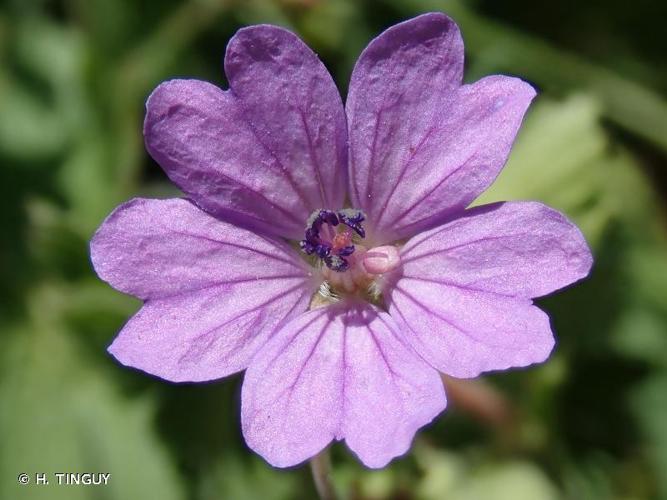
top-left (0, 0), bottom-right (666, 499)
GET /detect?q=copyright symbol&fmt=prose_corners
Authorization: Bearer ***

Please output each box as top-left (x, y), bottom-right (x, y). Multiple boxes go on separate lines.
top-left (18, 473), bottom-right (29, 484)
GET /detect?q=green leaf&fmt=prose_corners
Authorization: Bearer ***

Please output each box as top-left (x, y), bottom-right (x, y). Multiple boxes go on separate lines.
top-left (0, 286), bottom-right (185, 500)
top-left (0, 74), bottom-right (68, 160)
top-left (415, 447), bottom-right (559, 500)
top-left (386, 0), bottom-right (667, 152)
top-left (451, 463), bottom-right (559, 500)
top-left (477, 94), bottom-right (657, 248)
top-left (632, 374), bottom-right (667, 500)
top-left (201, 456), bottom-right (302, 500)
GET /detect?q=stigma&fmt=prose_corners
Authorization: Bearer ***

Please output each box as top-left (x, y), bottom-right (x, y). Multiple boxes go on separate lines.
top-left (299, 209), bottom-right (365, 272)
top-left (300, 209), bottom-right (401, 294)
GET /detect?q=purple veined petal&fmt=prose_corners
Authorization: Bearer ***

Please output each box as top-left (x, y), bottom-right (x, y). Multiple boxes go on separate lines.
top-left (399, 201), bottom-right (593, 299)
top-left (389, 278), bottom-right (555, 379)
top-left (90, 198), bottom-right (314, 299)
top-left (108, 279), bottom-right (311, 382)
top-left (241, 307), bottom-right (341, 467)
top-left (144, 25), bottom-right (347, 240)
top-left (377, 77), bottom-right (536, 241)
top-left (90, 198), bottom-right (316, 382)
top-left (241, 301), bottom-right (445, 468)
top-left (347, 12), bottom-right (463, 243)
top-left (341, 309), bottom-right (446, 467)
top-left (224, 25), bottom-right (348, 211)
top-left (346, 12), bottom-right (536, 243)
top-left (387, 201), bottom-right (593, 378)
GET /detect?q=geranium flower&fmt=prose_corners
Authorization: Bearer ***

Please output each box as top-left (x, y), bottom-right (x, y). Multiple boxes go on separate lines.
top-left (90, 13), bottom-right (592, 468)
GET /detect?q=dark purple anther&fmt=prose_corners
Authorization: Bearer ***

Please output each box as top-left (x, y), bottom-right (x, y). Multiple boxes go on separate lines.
top-left (305, 227), bottom-right (319, 242)
top-left (310, 218), bottom-right (323, 233)
top-left (337, 245), bottom-right (355, 257)
top-left (300, 208), bottom-right (365, 272)
top-left (319, 210), bottom-right (339, 227)
top-left (338, 209), bottom-right (366, 238)
top-left (315, 243), bottom-right (331, 258)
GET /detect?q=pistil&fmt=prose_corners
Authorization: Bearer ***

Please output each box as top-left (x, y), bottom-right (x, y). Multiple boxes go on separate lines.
top-left (300, 209), bottom-right (401, 295)
top-left (300, 209), bottom-right (367, 272)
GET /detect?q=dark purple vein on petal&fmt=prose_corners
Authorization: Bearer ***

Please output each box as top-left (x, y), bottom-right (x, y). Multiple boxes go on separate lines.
top-left (394, 285), bottom-right (516, 349)
top-left (194, 285), bottom-right (312, 369)
top-left (169, 229), bottom-right (303, 268)
top-left (338, 312), bottom-right (348, 439)
top-left (152, 275), bottom-right (308, 301)
top-left (297, 107), bottom-right (329, 208)
top-left (372, 124), bottom-right (439, 230)
top-left (172, 160), bottom-right (305, 227)
top-left (251, 312), bottom-right (335, 432)
top-left (399, 275), bottom-right (520, 299)
top-left (230, 93), bottom-right (315, 215)
top-left (401, 232), bottom-right (538, 265)
top-left (372, 38), bottom-right (456, 231)
top-left (177, 280), bottom-right (309, 365)
top-left (390, 152), bottom-right (479, 235)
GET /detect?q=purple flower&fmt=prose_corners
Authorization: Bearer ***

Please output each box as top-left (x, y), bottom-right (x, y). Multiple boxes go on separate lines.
top-left (90, 13), bottom-right (592, 468)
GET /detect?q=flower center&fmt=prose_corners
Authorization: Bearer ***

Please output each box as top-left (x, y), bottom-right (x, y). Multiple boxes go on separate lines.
top-left (299, 209), bottom-right (365, 271)
top-left (300, 209), bottom-right (401, 297)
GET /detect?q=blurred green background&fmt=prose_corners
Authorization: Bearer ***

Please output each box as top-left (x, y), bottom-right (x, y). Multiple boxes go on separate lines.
top-left (1, 0), bottom-right (666, 499)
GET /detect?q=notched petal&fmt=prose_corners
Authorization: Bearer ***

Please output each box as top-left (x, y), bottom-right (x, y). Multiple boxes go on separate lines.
top-left (144, 24), bottom-right (347, 239)
top-left (342, 308), bottom-right (446, 467)
top-left (388, 201), bottom-right (592, 378)
top-left (347, 12), bottom-right (537, 243)
top-left (241, 301), bottom-right (445, 468)
top-left (347, 13), bottom-right (464, 242)
top-left (390, 279), bottom-right (555, 378)
top-left (399, 201), bottom-right (593, 298)
top-left (91, 198), bottom-right (315, 382)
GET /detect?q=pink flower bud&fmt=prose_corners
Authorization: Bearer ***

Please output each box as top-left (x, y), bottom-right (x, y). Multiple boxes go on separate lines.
top-left (362, 245), bottom-right (401, 275)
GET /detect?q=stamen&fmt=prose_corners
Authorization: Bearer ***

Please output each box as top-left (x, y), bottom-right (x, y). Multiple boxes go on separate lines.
top-left (301, 209), bottom-right (401, 299)
top-left (299, 208), bottom-right (367, 273)
top-left (314, 243), bottom-right (331, 259)
top-left (337, 209), bottom-right (366, 238)
top-left (319, 210), bottom-right (339, 227)
top-left (337, 245), bottom-right (355, 257)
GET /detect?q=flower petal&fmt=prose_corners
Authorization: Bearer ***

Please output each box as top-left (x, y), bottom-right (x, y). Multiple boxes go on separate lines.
top-left (347, 12), bottom-right (535, 242)
top-left (91, 198), bottom-right (312, 300)
top-left (91, 198), bottom-right (315, 381)
top-left (389, 279), bottom-right (555, 379)
top-left (341, 307), bottom-right (446, 468)
top-left (225, 26), bottom-right (348, 209)
top-left (144, 25), bottom-right (347, 239)
top-left (241, 307), bottom-right (342, 467)
top-left (399, 201), bottom-right (593, 299)
top-left (241, 302), bottom-right (445, 468)
top-left (378, 77), bottom-right (536, 241)
top-left (388, 201), bottom-right (592, 378)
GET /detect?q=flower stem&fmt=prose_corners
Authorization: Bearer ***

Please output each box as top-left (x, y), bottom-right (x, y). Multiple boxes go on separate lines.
top-left (309, 448), bottom-right (337, 500)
